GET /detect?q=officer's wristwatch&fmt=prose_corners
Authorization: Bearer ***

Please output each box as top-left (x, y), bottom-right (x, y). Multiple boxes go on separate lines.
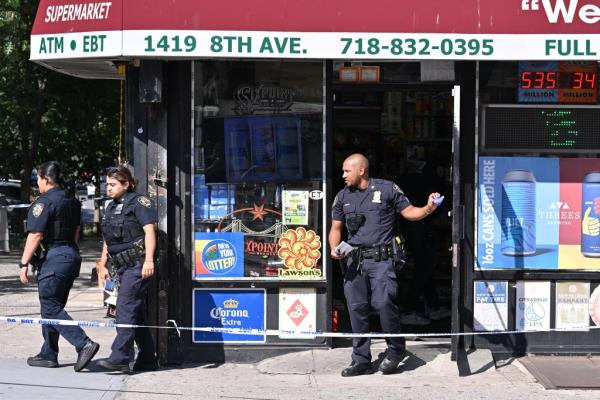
top-left (18, 262), bottom-right (28, 269)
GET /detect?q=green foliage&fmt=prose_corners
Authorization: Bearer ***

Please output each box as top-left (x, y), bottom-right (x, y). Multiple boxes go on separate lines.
top-left (0, 0), bottom-right (119, 198)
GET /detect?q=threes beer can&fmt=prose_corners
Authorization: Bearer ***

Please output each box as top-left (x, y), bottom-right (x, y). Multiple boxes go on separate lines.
top-left (581, 171), bottom-right (600, 257)
top-left (501, 169), bottom-right (536, 256)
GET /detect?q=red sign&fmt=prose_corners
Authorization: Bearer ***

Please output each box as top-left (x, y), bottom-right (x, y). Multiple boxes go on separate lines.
top-left (245, 240), bottom-right (279, 257)
top-left (32, 0), bottom-right (600, 35)
top-left (33, 0), bottom-right (122, 34)
top-left (286, 299), bottom-right (309, 326)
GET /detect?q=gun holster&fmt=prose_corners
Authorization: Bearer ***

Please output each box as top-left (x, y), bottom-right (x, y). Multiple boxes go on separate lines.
top-left (392, 235), bottom-right (406, 271)
top-left (30, 245), bottom-right (47, 275)
top-left (346, 214), bottom-right (365, 234)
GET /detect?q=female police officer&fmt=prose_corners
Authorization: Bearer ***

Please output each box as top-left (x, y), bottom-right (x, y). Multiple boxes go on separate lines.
top-left (96, 165), bottom-right (158, 373)
top-left (19, 161), bottom-right (100, 371)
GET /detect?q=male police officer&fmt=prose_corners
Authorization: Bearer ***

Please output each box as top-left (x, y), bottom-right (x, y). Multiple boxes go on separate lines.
top-left (19, 161), bottom-right (99, 371)
top-left (328, 153), bottom-right (440, 376)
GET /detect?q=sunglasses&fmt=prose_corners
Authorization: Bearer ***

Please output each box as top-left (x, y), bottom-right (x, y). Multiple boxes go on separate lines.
top-left (106, 166), bottom-right (121, 174)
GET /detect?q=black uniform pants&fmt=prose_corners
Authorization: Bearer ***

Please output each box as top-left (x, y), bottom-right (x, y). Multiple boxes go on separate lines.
top-left (343, 257), bottom-right (405, 364)
top-left (109, 262), bottom-right (156, 364)
top-left (37, 246), bottom-right (88, 361)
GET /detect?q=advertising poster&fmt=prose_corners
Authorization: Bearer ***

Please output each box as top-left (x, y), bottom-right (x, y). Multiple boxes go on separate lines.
top-left (278, 288), bottom-right (317, 339)
top-left (473, 281), bottom-right (508, 331)
top-left (277, 227), bottom-right (322, 279)
top-left (477, 157), bottom-right (600, 270)
top-left (516, 281), bottom-right (551, 331)
top-left (556, 281), bottom-right (589, 329)
top-left (194, 232), bottom-right (245, 279)
top-left (558, 159), bottom-right (600, 269)
top-left (192, 288), bottom-right (266, 343)
top-left (282, 190), bottom-right (309, 225)
top-left (589, 285), bottom-right (600, 326)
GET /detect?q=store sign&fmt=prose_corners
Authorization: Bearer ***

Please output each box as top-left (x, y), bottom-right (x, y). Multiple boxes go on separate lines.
top-left (234, 84), bottom-right (294, 115)
top-left (192, 288), bottom-right (266, 343)
top-left (477, 156), bottom-right (600, 270)
top-left (30, 1), bottom-right (600, 62)
top-left (194, 232), bottom-right (245, 278)
top-left (245, 240), bottom-right (279, 257)
top-left (521, 0), bottom-right (600, 24)
top-left (277, 227), bottom-right (322, 278)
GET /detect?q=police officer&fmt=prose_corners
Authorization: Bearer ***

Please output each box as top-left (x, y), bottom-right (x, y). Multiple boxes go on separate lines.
top-left (19, 161), bottom-right (99, 371)
top-left (96, 165), bottom-right (158, 373)
top-left (328, 153), bottom-right (441, 377)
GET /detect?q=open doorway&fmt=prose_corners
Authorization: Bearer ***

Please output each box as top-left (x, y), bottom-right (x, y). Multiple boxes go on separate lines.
top-left (330, 79), bottom-right (455, 334)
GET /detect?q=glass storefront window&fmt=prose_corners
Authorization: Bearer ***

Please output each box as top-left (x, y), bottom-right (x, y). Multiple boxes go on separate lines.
top-left (192, 61), bottom-right (325, 281)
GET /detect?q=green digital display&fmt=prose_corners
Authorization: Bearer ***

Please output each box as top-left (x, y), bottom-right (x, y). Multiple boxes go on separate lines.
top-left (482, 106), bottom-right (600, 153)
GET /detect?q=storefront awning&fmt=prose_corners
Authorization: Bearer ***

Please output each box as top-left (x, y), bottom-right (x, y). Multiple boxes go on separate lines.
top-left (31, 0), bottom-right (600, 78)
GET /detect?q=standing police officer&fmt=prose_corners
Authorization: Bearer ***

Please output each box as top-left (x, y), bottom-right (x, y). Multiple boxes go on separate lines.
top-left (19, 161), bottom-right (99, 371)
top-left (96, 165), bottom-right (158, 373)
top-left (328, 153), bottom-right (441, 377)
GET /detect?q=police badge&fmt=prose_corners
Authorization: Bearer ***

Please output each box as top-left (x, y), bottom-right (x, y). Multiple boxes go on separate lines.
top-left (137, 196), bottom-right (151, 208)
top-left (32, 203), bottom-right (44, 218)
top-left (372, 191), bottom-right (382, 203)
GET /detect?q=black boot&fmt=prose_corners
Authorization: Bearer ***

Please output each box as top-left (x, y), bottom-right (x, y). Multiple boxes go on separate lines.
top-left (341, 361), bottom-right (374, 377)
top-left (378, 355), bottom-right (402, 375)
top-left (27, 354), bottom-right (58, 368)
top-left (97, 358), bottom-right (131, 373)
top-left (75, 340), bottom-right (100, 372)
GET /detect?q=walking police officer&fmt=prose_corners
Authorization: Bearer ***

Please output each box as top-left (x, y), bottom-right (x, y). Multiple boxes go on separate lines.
top-left (19, 161), bottom-right (99, 371)
top-left (96, 165), bottom-right (158, 373)
top-left (328, 153), bottom-right (441, 376)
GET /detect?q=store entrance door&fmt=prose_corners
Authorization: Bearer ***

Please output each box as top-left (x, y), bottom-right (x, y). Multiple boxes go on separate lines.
top-left (330, 84), bottom-right (455, 335)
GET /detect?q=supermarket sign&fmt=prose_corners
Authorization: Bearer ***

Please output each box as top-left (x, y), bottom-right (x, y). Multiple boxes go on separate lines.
top-left (31, 0), bottom-right (600, 62)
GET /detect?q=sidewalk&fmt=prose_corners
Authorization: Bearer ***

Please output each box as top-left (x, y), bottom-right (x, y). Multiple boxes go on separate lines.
top-left (1, 240), bottom-right (599, 399)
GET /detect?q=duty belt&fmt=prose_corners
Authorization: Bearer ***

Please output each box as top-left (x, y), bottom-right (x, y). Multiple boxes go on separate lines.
top-left (359, 244), bottom-right (393, 260)
top-left (110, 248), bottom-right (142, 269)
top-left (110, 240), bottom-right (145, 269)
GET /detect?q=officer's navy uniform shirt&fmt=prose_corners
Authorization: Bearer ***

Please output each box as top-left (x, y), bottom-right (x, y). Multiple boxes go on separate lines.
top-left (332, 178), bottom-right (410, 247)
top-left (103, 191), bottom-right (157, 255)
top-left (27, 187), bottom-right (81, 246)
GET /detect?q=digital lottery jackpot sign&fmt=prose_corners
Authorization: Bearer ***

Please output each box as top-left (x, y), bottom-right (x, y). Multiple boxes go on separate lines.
top-left (518, 61), bottom-right (597, 104)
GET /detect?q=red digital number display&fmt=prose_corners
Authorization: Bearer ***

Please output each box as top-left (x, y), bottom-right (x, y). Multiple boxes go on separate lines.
top-left (520, 71), bottom-right (597, 89)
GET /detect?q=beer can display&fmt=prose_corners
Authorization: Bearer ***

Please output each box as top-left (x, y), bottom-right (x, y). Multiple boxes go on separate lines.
top-left (501, 169), bottom-right (536, 256)
top-left (581, 171), bottom-right (600, 257)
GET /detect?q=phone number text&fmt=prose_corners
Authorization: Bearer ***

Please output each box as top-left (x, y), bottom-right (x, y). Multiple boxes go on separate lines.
top-left (340, 37), bottom-right (494, 56)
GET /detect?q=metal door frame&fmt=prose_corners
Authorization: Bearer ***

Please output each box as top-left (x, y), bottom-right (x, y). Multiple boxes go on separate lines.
top-left (451, 84), bottom-right (463, 358)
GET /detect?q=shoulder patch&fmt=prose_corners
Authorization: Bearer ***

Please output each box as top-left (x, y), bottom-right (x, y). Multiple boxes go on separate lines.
top-left (32, 203), bottom-right (44, 218)
top-left (393, 184), bottom-right (404, 195)
top-left (332, 195), bottom-right (338, 207)
top-left (137, 196), bottom-right (151, 208)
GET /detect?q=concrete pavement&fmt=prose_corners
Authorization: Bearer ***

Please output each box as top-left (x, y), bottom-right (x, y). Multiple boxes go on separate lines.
top-left (1, 240), bottom-right (599, 399)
